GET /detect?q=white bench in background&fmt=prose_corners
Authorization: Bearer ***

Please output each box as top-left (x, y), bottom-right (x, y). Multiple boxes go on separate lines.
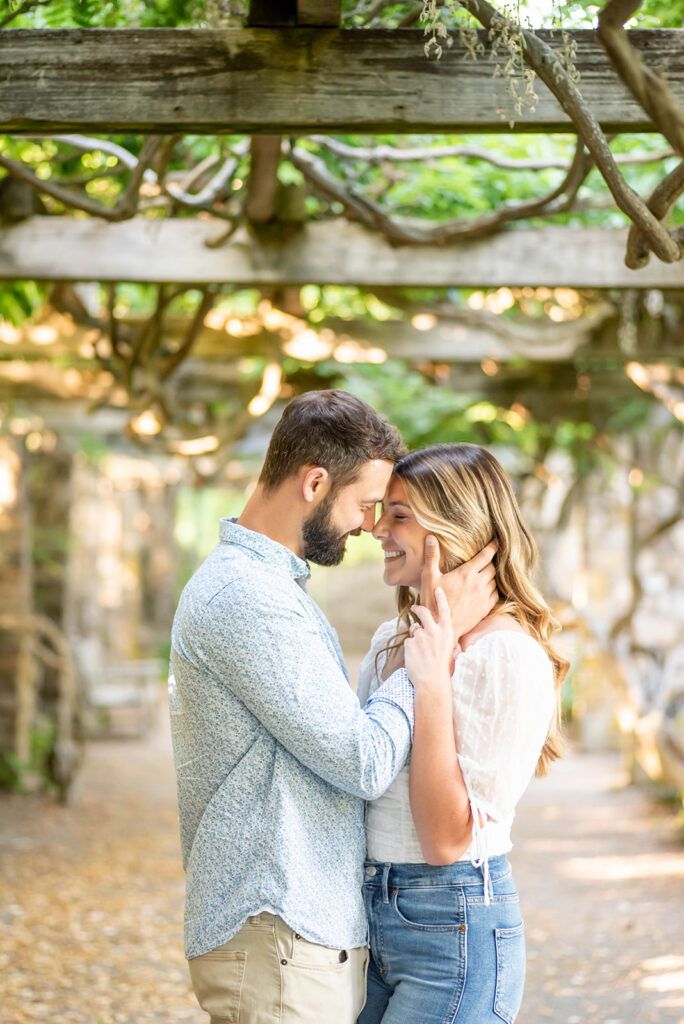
top-left (71, 636), bottom-right (162, 739)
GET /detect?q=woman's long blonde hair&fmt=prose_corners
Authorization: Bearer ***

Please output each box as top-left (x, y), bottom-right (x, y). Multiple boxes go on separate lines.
top-left (382, 443), bottom-right (568, 777)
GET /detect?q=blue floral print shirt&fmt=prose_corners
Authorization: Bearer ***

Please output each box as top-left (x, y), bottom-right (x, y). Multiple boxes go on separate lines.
top-left (169, 518), bottom-right (414, 958)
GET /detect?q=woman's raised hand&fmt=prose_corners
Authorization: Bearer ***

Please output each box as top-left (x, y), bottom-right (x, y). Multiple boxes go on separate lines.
top-left (404, 588), bottom-right (455, 690)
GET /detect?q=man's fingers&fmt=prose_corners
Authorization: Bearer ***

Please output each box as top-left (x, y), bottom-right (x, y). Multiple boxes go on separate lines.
top-left (421, 535), bottom-right (441, 612)
top-left (478, 561), bottom-right (497, 583)
top-left (471, 540), bottom-right (497, 574)
top-left (424, 535), bottom-right (440, 573)
top-left (487, 582), bottom-right (498, 611)
top-left (435, 586), bottom-right (450, 624)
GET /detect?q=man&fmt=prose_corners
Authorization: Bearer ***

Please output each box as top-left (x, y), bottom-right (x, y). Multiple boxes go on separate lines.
top-left (170, 390), bottom-right (495, 1024)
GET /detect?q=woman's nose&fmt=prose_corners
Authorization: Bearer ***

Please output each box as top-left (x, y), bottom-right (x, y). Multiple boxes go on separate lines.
top-left (372, 514), bottom-right (388, 540)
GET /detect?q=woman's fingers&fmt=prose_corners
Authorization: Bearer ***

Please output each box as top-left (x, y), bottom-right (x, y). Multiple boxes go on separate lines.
top-left (413, 590), bottom-right (453, 636)
top-left (411, 604), bottom-right (435, 630)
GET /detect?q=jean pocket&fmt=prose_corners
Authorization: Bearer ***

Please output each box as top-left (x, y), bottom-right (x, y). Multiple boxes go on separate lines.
top-left (494, 923), bottom-right (526, 1024)
top-left (188, 949), bottom-right (246, 1023)
top-left (392, 886), bottom-right (462, 932)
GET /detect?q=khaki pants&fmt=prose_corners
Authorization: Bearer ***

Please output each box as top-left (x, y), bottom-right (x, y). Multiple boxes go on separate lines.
top-left (188, 912), bottom-right (369, 1024)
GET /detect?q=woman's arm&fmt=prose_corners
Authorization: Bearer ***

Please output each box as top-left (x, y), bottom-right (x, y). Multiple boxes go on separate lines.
top-left (404, 590), bottom-right (475, 865)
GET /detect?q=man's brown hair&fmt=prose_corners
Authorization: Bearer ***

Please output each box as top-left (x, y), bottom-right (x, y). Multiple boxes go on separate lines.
top-left (259, 389), bottom-right (407, 491)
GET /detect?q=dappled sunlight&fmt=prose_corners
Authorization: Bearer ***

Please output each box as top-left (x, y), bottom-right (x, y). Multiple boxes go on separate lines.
top-left (639, 956), bottom-right (684, 1009)
top-left (641, 974), bottom-right (684, 993)
top-left (559, 853), bottom-right (684, 883)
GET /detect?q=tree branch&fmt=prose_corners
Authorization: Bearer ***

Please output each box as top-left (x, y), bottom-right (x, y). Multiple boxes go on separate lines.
top-left (0, 0), bottom-right (51, 29)
top-left (456, 0), bottom-right (682, 264)
top-left (598, 0), bottom-right (684, 158)
top-left (626, 160), bottom-right (684, 268)
top-left (161, 288), bottom-right (219, 379)
top-left (166, 154), bottom-right (239, 206)
top-left (23, 134), bottom-right (140, 170)
top-left (290, 136), bottom-right (593, 245)
top-left (308, 135), bottom-right (674, 172)
top-left (0, 135), bottom-right (164, 221)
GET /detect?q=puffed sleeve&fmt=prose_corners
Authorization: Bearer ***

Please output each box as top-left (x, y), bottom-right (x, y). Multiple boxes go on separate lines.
top-left (357, 618), bottom-right (402, 708)
top-left (452, 632), bottom-right (555, 900)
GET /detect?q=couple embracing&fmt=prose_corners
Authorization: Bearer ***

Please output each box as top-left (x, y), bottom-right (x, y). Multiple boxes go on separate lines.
top-left (169, 389), bottom-right (567, 1024)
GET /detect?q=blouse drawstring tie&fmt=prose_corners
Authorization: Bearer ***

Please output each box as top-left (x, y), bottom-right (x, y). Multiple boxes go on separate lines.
top-left (468, 796), bottom-right (493, 905)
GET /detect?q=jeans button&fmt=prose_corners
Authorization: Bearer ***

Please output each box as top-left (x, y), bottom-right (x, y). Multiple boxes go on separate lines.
top-left (365, 866), bottom-right (377, 876)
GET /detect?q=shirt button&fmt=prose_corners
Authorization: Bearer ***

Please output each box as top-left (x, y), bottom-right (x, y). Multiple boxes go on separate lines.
top-left (281, 959), bottom-right (288, 965)
top-left (295, 934), bottom-right (301, 940)
top-left (365, 866), bottom-right (378, 876)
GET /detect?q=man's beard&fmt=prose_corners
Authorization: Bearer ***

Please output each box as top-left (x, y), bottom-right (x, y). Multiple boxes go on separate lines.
top-left (302, 493), bottom-right (349, 567)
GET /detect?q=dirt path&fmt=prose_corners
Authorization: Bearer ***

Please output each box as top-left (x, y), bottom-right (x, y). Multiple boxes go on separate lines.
top-left (514, 752), bottom-right (684, 1024)
top-left (1, 714), bottom-right (682, 1024)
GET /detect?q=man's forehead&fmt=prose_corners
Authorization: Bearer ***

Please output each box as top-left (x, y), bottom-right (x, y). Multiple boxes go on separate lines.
top-left (354, 459), bottom-right (394, 497)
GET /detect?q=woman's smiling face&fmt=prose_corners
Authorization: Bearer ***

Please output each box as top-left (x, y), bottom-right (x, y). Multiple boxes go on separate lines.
top-left (373, 475), bottom-right (432, 590)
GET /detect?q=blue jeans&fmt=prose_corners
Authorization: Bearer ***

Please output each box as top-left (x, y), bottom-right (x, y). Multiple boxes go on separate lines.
top-left (358, 855), bottom-right (525, 1024)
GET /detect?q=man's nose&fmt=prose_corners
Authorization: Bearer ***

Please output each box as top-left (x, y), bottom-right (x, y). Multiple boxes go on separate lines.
top-left (361, 507), bottom-right (377, 533)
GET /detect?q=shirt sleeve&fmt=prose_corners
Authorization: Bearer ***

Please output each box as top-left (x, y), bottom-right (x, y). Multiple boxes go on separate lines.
top-left (453, 634), bottom-right (555, 824)
top-left (184, 578), bottom-right (413, 801)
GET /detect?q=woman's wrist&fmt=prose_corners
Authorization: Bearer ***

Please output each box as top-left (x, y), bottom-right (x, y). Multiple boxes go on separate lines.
top-left (412, 669), bottom-right (452, 696)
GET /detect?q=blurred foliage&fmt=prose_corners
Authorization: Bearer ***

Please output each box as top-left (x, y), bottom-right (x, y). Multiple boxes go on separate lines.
top-left (3, 0), bottom-right (682, 28)
top-left (0, 720), bottom-right (59, 795)
top-left (0, 130), bottom-right (679, 228)
top-left (0, 281), bottom-right (46, 324)
top-left (0, 0), bottom-right (239, 28)
top-left (327, 357), bottom-right (675, 481)
top-left (0, 0), bottom-right (682, 488)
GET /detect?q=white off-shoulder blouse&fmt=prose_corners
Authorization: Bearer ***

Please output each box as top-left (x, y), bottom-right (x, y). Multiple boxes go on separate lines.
top-left (357, 619), bottom-right (555, 901)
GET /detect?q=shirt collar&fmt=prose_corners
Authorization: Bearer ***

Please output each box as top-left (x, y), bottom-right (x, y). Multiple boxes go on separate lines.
top-left (219, 517), bottom-right (310, 581)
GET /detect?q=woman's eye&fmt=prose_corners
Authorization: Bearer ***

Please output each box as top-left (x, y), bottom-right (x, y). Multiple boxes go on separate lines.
top-left (393, 515), bottom-right (406, 521)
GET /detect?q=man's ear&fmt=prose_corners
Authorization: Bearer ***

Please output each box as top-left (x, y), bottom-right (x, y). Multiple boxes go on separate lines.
top-left (301, 466), bottom-right (330, 504)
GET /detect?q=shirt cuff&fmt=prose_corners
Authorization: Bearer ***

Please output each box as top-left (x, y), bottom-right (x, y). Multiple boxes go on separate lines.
top-left (366, 668), bottom-right (415, 737)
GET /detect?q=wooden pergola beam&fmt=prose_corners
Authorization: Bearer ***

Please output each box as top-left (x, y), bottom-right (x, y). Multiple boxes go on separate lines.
top-left (2, 29), bottom-right (683, 134)
top-left (1, 217), bottom-right (683, 288)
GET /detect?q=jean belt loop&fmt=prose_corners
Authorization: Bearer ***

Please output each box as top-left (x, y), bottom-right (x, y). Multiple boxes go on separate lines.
top-left (382, 863), bottom-right (391, 904)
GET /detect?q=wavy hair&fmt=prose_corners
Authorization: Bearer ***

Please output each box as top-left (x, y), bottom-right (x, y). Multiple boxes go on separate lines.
top-left (380, 443), bottom-right (568, 777)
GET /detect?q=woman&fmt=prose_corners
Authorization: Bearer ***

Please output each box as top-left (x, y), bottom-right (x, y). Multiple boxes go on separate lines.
top-left (356, 443), bottom-right (568, 1024)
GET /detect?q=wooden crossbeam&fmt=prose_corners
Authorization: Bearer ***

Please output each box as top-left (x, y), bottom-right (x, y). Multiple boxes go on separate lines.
top-left (2, 29), bottom-right (683, 134)
top-left (1, 217), bottom-right (683, 288)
